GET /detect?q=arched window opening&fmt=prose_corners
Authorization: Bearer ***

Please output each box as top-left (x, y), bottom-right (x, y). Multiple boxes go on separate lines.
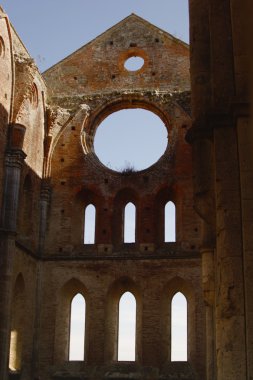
top-left (84, 204), bottom-right (96, 244)
top-left (171, 292), bottom-right (187, 361)
top-left (165, 201), bottom-right (176, 242)
top-left (124, 202), bottom-right (136, 243)
top-left (9, 274), bottom-right (25, 371)
top-left (69, 293), bottom-right (86, 361)
top-left (118, 292), bottom-right (136, 361)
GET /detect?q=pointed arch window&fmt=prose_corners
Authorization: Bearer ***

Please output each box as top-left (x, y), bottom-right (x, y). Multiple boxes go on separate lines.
top-left (69, 293), bottom-right (86, 361)
top-left (118, 292), bottom-right (136, 361)
top-left (84, 204), bottom-right (96, 244)
top-left (124, 202), bottom-right (136, 243)
top-left (171, 292), bottom-right (187, 361)
top-left (165, 201), bottom-right (176, 242)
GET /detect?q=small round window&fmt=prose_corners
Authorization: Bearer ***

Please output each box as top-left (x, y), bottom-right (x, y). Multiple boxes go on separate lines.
top-left (124, 56), bottom-right (144, 72)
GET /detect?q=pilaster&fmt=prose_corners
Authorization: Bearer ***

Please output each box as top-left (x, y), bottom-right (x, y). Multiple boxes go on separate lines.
top-left (0, 146), bottom-right (26, 380)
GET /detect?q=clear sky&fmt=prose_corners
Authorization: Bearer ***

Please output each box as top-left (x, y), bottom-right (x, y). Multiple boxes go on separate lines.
top-left (1, 0), bottom-right (189, 72)
top-left (1, 0), bottom-right (189, 361)
top-left (95, 109), bottom-right (168, 171)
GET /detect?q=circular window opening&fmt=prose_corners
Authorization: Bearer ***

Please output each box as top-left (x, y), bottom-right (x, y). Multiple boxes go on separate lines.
top-left (94, 109), bottom-right (168, 172)
top-left (124, 56), bottom-right (144, 72)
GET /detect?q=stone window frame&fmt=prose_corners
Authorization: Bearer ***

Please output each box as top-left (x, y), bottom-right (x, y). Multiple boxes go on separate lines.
top-left (118, 47), bottom-right (149, 74)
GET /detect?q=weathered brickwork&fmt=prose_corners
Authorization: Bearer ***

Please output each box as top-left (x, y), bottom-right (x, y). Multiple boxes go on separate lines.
top-left (0, 13), bottom-right (12, 215)
top-left (44, 16), bottom-right (190, 103)
top-left (0, 5), bottom-right (252, 380)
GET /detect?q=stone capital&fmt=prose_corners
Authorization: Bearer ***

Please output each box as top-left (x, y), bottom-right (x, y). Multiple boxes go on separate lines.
top-left (4, 149), bottom-right (26, 169)
top-left (40, 181), bottom-right (51, 202)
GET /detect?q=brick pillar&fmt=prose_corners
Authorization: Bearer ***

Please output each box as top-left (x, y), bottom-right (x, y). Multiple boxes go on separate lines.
top-left (0, 147), bottom-right (26, 380)
top-left (188, 2), bottom-right (217, 379)
top-left (237, 114), bottom-right (253, 379)
top-left (202, 248), bottom-right (216, 380)
top-left (214, 123), bottom-right (247, 380)
top-left (207, 0), bottom-right (247, 376)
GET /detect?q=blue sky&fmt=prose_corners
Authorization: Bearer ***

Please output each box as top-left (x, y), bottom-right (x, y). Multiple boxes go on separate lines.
top-left (1, 0), bottom-right (189, 72)
top-left (95, 109), bottom-right (168, 171)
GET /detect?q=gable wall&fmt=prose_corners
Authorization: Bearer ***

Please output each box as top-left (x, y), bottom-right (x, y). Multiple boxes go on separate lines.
top-left (44, 17), bottom-right (190, 107)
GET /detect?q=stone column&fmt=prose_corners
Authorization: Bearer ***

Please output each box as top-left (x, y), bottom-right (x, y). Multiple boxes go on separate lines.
top-left (31, 181), bottom-right (50, 378)
top-left (38, 180), bottom-right (51, 255)
top-left (1, 150), bottom-right (26, 230)
top-left (0, 147), bottom-right (26, 380)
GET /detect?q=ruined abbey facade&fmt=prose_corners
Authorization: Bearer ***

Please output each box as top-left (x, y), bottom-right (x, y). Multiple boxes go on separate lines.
top-left (0, 2), bottom-right (252, 380)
